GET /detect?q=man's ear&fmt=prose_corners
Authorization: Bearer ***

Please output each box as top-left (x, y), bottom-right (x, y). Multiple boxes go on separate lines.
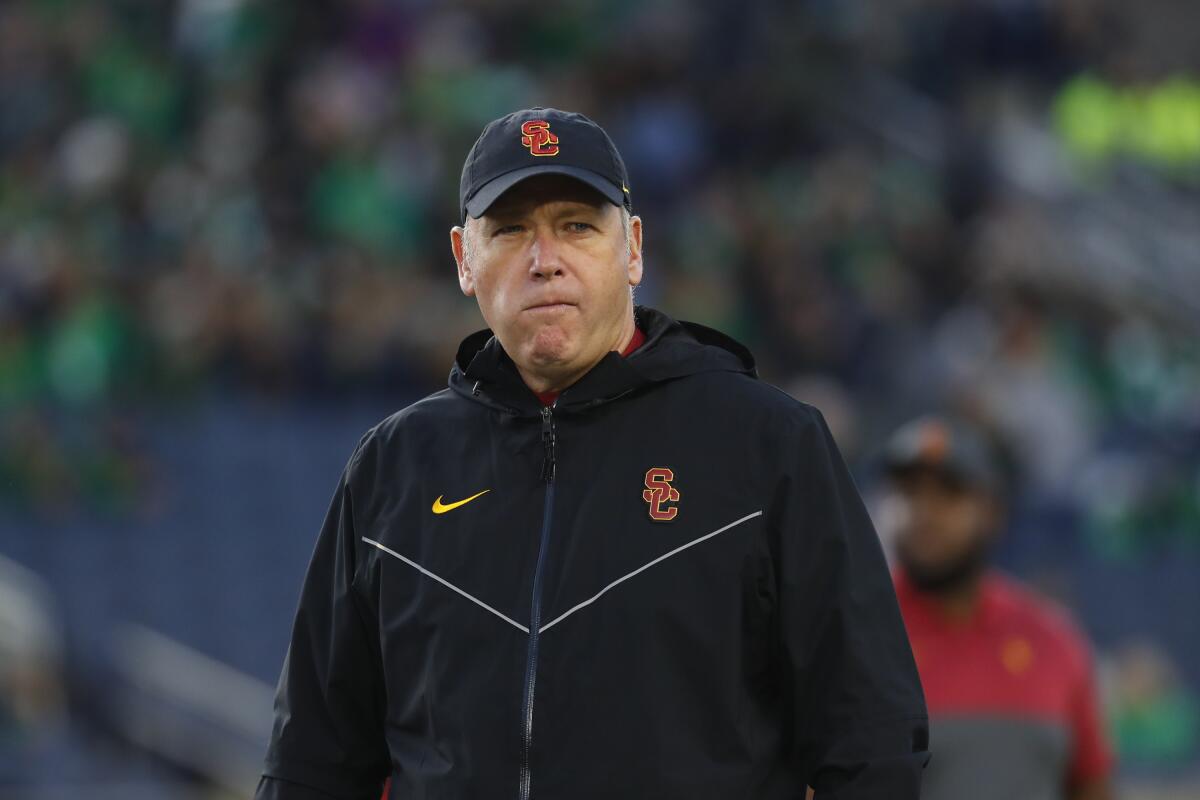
top-left (626, 214), bottom-right (644, 287)
top-left (450, 224), bottom-right (475, 297)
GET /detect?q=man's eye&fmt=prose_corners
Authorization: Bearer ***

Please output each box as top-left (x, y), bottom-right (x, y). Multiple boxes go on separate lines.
top-left (566, 221), bottom-right (594, 232)
top-left (493, 224), bottom-right (523, 236)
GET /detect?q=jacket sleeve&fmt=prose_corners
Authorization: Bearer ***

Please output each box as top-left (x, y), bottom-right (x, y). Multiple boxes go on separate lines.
top-left (773, 405), bottom-right (930, 798)
top-left (255, 435), bottom-right (391, 800)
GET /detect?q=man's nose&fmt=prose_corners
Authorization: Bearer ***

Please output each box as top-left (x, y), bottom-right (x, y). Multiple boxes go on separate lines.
top-left (528, 227), bottom-right (565, 280)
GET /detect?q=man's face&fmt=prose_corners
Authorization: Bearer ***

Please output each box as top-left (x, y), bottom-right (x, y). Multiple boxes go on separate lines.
top-left (887, 466), bottom-right (1000, 592)
top-left (450, 174), bottom-right (642, 381)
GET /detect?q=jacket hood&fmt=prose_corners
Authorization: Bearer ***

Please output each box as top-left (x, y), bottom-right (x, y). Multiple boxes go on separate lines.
top-left (448, 304), bottom-right (757, 416)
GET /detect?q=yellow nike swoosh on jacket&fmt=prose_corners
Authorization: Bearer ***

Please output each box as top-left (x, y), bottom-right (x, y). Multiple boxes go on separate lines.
top-left (431, 489), bottom-right (491, 514)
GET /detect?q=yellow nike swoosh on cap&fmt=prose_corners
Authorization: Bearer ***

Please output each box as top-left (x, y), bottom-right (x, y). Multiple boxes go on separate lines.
top-left (431, 489), bottom-right (491, 514)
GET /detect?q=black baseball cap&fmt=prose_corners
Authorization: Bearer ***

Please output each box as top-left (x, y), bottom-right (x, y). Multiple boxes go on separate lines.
top-left (458, 107), bottom-right (632, 224)
top-left (881, 415), bottom-right (1005, 494)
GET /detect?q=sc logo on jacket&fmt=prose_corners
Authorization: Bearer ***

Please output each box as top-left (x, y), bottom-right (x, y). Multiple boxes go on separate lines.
top-left (642, 467), bottom-right (680, 521)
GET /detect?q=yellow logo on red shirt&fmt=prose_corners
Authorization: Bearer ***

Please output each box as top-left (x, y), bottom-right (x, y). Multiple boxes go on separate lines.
top-left (1002, 637), bottom-right (1035, 675)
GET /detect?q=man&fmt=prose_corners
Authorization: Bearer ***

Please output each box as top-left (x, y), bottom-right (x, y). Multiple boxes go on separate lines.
top-left (879, 415), bottom-right (1115, 800)
top-left (255, 106), bottom-right (929, 799)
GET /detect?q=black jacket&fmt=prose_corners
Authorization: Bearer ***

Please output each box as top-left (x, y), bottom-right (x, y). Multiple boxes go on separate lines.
top-left (255, 304), bottom-right (929, 800)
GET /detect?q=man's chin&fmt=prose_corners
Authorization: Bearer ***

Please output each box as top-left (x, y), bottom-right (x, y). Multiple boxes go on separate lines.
top-left (899, 547), bottom-right (989, 595)
top-left (524, 324), bottom-right (577, 365)
top-left (526, 346), bottom-right (575, 369)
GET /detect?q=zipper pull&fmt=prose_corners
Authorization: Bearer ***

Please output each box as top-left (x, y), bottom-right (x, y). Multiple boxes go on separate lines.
top-left (540, 405), bottom-right (556, 483)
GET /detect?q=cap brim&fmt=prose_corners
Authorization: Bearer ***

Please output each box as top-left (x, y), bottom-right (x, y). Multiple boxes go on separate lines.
top-left (883, 454), bottom-right (996, 492)
top-left (464, 165), bottom-right (626, 220)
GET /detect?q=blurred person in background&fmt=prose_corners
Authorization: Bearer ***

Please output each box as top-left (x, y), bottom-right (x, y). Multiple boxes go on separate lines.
top-left (0, 555), bottom-right (67, 786)
top-left (1108, 641), bottom-right (1200, 769)
top-left (878, 415), bottom-right (1115, 800)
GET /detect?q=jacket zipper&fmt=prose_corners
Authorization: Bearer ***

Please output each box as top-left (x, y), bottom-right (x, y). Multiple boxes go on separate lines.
top-left (519, 403), bottom-right (557, 800)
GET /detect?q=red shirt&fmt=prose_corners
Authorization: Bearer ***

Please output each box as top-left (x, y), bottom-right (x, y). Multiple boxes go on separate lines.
top-left (533, 325), bottom-right (646, 406)
top-left (895, 568), bottom-right (1113, 798)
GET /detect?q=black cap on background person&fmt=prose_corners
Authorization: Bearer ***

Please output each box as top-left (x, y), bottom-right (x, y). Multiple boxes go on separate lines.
top-left (881, 414), bottom-right (1009, 498)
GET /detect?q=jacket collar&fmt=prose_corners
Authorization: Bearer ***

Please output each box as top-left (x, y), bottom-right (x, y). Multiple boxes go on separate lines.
top-left (448, 304), bottom-right (757, 417)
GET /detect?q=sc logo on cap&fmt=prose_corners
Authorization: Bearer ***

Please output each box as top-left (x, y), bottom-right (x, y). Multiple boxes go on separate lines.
top-left (520, 119), bottom-right (560, 157)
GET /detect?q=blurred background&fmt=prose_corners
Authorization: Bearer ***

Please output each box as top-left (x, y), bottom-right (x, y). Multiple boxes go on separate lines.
top-left (0, 0), bottom-right (1198, 797)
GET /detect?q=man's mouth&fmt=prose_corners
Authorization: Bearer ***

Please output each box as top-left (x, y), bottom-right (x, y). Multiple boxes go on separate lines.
top-left (525, 301), bottom-right (577, 311)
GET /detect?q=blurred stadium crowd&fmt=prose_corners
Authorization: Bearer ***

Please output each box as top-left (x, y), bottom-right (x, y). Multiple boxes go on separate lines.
top-left (1, 0), bottom-right (1198, 796)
